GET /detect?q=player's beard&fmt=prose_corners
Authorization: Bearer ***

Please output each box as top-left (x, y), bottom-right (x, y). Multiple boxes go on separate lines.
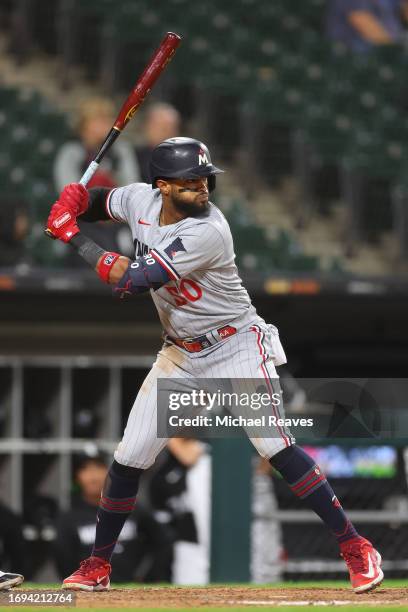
top-left (172, 191), bottom-right (209, 217)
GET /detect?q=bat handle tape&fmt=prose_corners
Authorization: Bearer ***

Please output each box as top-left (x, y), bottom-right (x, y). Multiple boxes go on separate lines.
top-left (79, 160), bottom-right (100, 187)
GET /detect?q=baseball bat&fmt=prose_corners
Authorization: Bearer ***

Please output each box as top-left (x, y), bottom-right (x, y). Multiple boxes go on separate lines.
top-left (45, 31), bottom-right (181, 238)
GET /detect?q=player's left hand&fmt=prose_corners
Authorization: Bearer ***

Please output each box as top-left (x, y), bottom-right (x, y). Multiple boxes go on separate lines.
top-left (46, 202), bottom-right (80, 243)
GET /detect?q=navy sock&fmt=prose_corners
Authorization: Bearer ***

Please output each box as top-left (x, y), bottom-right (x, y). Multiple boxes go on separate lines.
top-left (270, 445), bottom-right (358, 545)
top-left (92, 460), bottom-right (143, 562)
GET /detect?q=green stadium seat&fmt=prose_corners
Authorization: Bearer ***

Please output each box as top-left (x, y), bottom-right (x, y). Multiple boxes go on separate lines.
top-left (299, 105), bottom-right (354, 164)
top-left (210, 0), bottom-right (259, 26)
top-left (0, 85), bottom-right (76, 259)
top-left (221, 197), bottom-right (254, 230)
top-left (31, 137), bottom-right (60, 175)
top-left (0, 86), bottom-right (18, 108)
top-left (174, 36), bottom-right (210, 79)
top-left (256, 1), bottom-right (287, 28)
top-left (198, 51), bottom-right (254, 94)
top-left (365, 106), bottom-right (408, 146)
top-left (27, 222), bottom-right (70, 267)
top-left (232, 225), bottom-right (270, 253)
top-left (2, 164), bottom-right (31, 199)
top-left (247, 35), bottom-right (284, 68)
top-left (222, 197), bottom-right (318, 273)
top-left (285, 253), bottom-right (320, 272)
top-left (248, 76), bottom-right (305, 125)
top-left (112, 7), bottom-right (163, 43)
top-left (340, 125), bottom-right (408, 250)
top-left (29, 181), bottom-right (57, 221)
top-left (235, 251), bottom-right (268, 273)
top-left (73, 0), bottom-right (116, 18)
top-left (344, 128), bottom-right (408, 180)
top-left (293, 0), bottom-right (326, 31)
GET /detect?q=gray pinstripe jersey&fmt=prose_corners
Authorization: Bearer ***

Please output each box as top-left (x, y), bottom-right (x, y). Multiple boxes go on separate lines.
top-left (106, 182), bottom-right (256, 338)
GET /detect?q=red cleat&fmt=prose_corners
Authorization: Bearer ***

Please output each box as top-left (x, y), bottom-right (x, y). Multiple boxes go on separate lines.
top-left (340, 537), bottom-right (384, 593)
top-left (62, 556), bottom-right (111, 591)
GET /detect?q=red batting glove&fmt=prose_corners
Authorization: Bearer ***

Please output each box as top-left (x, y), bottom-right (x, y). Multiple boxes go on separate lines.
top-left (46, 202), bottom-right (80, 243)
top-left (58, 183), bottom-right (89, 216)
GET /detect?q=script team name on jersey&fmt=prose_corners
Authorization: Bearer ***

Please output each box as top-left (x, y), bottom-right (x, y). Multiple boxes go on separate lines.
top-left (134, 238), bottom-right (149, 257)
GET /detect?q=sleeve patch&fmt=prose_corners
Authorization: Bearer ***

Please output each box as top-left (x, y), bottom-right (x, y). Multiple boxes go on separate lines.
top-left (164, 237), bottom-right (186, 260)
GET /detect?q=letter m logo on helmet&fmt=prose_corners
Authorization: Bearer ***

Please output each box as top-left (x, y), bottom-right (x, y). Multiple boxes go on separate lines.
top-left (198, 149), bottom-right (209, 165)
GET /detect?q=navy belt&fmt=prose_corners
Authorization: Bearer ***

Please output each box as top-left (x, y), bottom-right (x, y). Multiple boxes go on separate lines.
top-left (171, 324), bottom-right (237, 353)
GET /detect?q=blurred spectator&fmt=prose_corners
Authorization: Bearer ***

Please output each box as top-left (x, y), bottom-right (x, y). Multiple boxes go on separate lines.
top-left (54, 456), bottom-right (172, 583)
top-left (23, 494), bottom-right (58, 580)
top-left (53, 97), bottom-right (138, 262)
top-left (149, 438), bottom-right (205, 582)
top-left (54, 97), bottom-right (140, 190)
top-left (0, 199), bottom-right (29, 266)
top-left (326, 0), bottom-right (408, 53)
top-left (135, 102), bottom-right (182, 182)
top-left (0, 503), bottom-right (25, 574)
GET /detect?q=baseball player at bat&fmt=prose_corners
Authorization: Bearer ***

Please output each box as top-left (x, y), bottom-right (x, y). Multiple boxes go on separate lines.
top-left (46, 137), bottom-right (383, 593)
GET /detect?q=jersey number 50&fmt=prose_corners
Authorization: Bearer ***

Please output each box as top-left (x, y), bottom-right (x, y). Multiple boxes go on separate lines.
top-left (165, 279), bottom-right (202, 306)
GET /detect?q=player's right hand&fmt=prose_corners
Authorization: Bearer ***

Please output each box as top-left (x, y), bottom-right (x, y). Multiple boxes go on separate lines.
top-left (46, 202), bottom-right (80, 243)
top-left (58, 183), bottom-right (89, 216)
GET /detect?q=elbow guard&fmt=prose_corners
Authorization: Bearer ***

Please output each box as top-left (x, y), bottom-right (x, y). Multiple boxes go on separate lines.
top-left (113, 253), bottom-right (171, 298)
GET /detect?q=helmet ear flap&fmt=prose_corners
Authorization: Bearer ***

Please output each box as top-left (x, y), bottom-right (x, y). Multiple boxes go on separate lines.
top-left (208, 175), bottom-right (216, 192)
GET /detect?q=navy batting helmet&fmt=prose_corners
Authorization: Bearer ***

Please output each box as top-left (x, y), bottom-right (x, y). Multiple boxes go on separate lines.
top-left (149, 137), bottom-right (224, 192)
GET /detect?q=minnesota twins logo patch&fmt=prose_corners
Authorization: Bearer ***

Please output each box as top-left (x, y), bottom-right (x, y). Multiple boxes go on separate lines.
top-left (164, 237), bottom-right (186, 260)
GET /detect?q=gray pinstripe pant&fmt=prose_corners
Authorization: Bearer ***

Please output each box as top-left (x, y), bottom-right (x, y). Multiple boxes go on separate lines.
top-left (115, 318), bottom-right (295, 469)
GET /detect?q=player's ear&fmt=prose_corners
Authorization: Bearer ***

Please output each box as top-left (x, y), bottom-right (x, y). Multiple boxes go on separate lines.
top-left (156, 179), bottom-right (171, 196)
